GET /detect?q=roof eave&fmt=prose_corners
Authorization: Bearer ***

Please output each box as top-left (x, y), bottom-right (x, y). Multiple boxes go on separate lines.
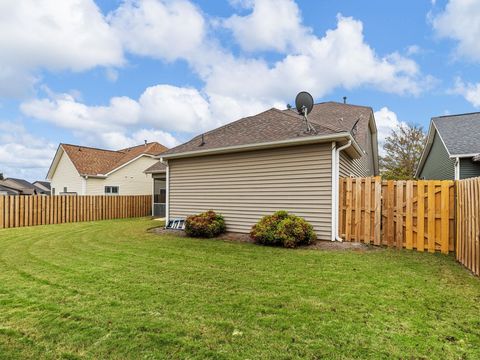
top-left (161, 132), bottom-right (364, 160)
top-left (144, 169), bottom-right (167, 174)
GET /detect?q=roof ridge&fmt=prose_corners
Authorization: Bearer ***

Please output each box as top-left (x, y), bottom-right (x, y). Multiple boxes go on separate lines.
top-left (433, 111), bottom-right (480, 119)
top-left (278, 107), bottom-right (347, 133)
top-left (61, 143), bottom-right (120, 153)
top-left (117, 141), bottom-right (160, 153)
top-left (316, 101), bottom-right (373, 110)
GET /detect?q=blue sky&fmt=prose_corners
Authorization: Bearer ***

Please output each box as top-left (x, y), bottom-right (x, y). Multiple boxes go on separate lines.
top-left (1, 0), bottom-right (480, 181)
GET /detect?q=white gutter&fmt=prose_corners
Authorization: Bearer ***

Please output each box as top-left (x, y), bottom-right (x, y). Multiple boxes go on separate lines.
top-left (161, 132), bottom-right (363, 160)
top-left (332, 140), bottom-right (352, 242)
top-left (450, 153), bottom-right (480, 158)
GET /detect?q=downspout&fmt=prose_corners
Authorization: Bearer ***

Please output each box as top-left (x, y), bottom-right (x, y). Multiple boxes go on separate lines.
top-left (334, 140), bottom-right (352, 241)
top-left (454, 157), bottom-right (460, 180)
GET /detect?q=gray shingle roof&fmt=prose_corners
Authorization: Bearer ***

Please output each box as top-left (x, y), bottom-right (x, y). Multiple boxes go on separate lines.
top-left (144, 161), bottom-right (166, 174)
top-left (433, 113), bottom-right (480, 155)
top-left (161, 102), bottom-right (373, 157)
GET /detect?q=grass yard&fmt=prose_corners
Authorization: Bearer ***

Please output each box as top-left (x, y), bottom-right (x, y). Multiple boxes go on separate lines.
top-left (1, 219), bottom-right (480, 359)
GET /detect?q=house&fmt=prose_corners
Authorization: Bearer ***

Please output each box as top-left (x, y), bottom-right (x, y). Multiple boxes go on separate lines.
top-left (0, 178), bottom-right (44, 195)
top-left (0, 184), bottom-right (20, 196)
top-left (33, 181), bottom-right (51, 195)
top-left (416, 112), bottom-right (480, 180)
top-left (47, 142), bottom-right (168, 195)
top-left (157, 101), bottom-right (379, 241)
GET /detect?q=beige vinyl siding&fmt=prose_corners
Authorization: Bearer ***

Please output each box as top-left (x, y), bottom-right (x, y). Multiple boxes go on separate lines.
top-left (339, 124), bottom-right (376, 178)
top-left (86, 156), bottom-right (156, 195)
top-left (168, 143), bottom-right (332, 239)
top-left (50, 151), bottom-right (83, 194)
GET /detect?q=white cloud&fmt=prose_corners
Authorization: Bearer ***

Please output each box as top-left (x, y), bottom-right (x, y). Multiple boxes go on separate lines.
top-left (433, 0), bottom-right (480, 62)
top-left (0, 121), bottom-right (57, 181)
top-left (139, 85), bottom-right (213, 132)
top-left (207, 15), bottom-right (428, 103)
top-left (0, 0), bottom-right (123, 97)
top-left (95, 129), bottom-right (180, 150)
top-left (406, 45), bottom-right (421, 56)
top-left (19, 84), bottom-right (270, 147)
top-left (108, 0), bottom-right (205, 62)
top-left (21, 93), bottom-right (141, 132)
top-left (223, 0), bottom-right (312, 52)
top-left (451, 77), bottom-right (480, 107)
top-left (374, 107), bottom-right (407, 155)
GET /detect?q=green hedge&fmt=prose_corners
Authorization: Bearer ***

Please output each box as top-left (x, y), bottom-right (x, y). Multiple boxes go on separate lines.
top-left (250, 210), bottom-right (316, 248)
top-left (185, 210), bottom-right (226, 238)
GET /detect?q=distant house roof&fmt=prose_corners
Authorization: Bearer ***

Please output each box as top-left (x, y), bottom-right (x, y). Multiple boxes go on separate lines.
top-left (0, 178), bottom-right (42, 195)
top-left (0, 184), bottom-right (20, 195)
top-left (416, 112), bottom-right (480, 177)
top-left (161, 102), bottom-right (376, 161)
top-left (144, 161), bottom-right (166, 174)
top-left (432, 113), bottom-right (480, 156)
top-left (33, 181), bottom-right (51, 191)
top-left (47, 142), bottom-right (168, 179)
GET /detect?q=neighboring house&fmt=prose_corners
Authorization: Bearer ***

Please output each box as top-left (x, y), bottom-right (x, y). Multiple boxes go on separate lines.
top-left (0, 178), bottom-right (44, 195)
top-left (0, 184), bottom-right (20, 196)
top-left (47, 142), bottom-right (168, 195)
top-left (157, 101), bottom-right (379, 241)
top-left (33, 181), bottom-right (51, 195)
top-left (416, 112), bottom-right (480, 180)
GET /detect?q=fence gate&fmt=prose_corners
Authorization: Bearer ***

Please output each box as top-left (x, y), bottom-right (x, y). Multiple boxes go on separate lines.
top-left (456, 178), bottom-right (480, 275)
top-left (339, 177), bottom-right (455, 254)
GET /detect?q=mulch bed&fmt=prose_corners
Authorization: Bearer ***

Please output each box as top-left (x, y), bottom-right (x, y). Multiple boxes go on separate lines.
top-left (149, 227), bottom-right (379, 251)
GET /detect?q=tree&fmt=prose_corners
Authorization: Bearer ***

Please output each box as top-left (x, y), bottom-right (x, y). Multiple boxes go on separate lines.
top-left (380, 123), bottom-right (426, 180)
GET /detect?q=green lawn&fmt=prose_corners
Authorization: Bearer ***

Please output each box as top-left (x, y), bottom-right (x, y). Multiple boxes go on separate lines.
top-left (0, 219), bottom-right (480, 359)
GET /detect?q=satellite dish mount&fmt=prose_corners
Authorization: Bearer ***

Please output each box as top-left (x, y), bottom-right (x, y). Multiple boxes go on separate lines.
top-left (295, 91), bottom-right (316, 134)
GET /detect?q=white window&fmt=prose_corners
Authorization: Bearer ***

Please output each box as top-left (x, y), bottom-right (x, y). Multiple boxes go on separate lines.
top-left (105, 186), bottom-right (119, 195)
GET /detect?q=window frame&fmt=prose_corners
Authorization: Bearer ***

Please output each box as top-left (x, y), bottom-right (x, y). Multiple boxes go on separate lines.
top-left (105, 186), bottom-right (119, 195)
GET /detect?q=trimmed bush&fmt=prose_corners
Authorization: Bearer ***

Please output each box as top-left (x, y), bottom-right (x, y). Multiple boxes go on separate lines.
top-left (185, 210), bottom-right (226, 238)
top-left (250, 210), bottom-right (316, 248)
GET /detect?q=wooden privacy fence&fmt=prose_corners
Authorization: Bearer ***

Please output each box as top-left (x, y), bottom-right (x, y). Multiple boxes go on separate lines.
top-left (456, 178), bottom-right (480, 276)
top-left (339, 177), bottom-right (455, 254)
top-left (0, 195), bottom-right (152, 229)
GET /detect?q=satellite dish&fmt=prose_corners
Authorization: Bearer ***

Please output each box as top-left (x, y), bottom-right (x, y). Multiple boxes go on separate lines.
top-left (295, 91), bottom-right (314, 115)
top-left (294, 91), bottom-right (316, 134)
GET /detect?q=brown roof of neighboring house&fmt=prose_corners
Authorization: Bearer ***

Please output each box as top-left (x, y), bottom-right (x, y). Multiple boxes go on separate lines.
top-left (61, 142), bottom-right (168, 176)
top-left (161, 102), bottom-right (373, 157)
top-left (144, 161), bottom-right (167, 174)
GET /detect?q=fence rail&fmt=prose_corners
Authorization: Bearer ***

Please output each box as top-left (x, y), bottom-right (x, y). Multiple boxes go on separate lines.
top-left (456, 178), bottom-right (480, 276)
top-left (339, 177), bottom-right (455, 254)
top-left (0, 195), bottom-right (152, 229)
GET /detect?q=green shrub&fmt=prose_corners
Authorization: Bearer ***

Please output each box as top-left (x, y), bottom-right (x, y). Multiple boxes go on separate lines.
top-left (250, 210), bottom-right (316, 248)
top-left (185, 210), bottom-right (226, 238)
